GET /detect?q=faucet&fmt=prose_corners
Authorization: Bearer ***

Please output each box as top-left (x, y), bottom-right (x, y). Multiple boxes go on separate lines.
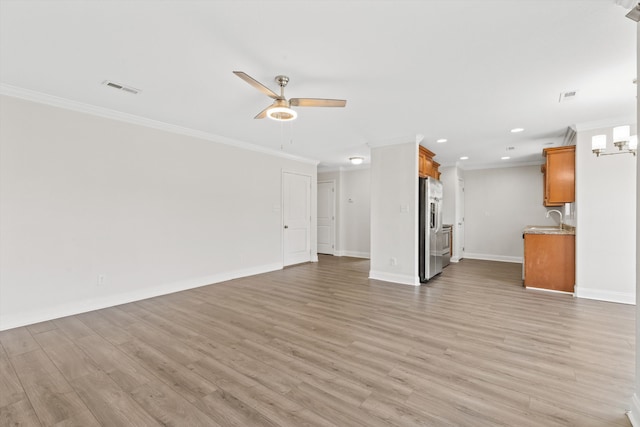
top-left (546, 209), bottom-right (563, 225)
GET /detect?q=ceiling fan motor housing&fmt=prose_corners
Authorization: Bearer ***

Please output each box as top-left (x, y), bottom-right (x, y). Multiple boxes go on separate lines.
top-left (275, 75), bottom-right (290, 88)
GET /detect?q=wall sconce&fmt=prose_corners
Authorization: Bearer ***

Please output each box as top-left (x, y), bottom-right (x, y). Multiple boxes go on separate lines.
top-left (592, 125), bottom-right (637, 157)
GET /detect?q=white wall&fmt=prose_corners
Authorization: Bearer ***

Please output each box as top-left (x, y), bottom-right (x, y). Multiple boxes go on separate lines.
top-left (0, 95), bottom-right (317, 330)
top-left (635, 19), bottom-right (640, 425)
top-left (340, 168), bottom-right (371, 258)
top-left (369, 142), bottom-right (419, 285)
top-left (440, 166), bottom-right (457, 225)
top-left (575, 124), bottom-right (636, 304)
top-left (628, 23), bottom-right (639, 427)
top-left (463, 165), bottom-right (552, 263)
top-left (440, 165), bottom-right (466, 262)
top-left (318, 167), bottom-right (371, 258)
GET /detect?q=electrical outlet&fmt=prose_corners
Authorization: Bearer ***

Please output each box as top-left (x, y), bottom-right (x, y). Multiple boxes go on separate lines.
top-left (97, 274), bottom-right (107, 286)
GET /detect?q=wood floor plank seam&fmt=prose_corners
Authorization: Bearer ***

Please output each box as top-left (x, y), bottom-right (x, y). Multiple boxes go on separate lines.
top-left (0, 256), bottom-right (634, 426)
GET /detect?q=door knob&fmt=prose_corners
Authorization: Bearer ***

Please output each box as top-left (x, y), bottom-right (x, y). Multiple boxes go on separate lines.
top-left (284, 225), bottom-right (289, 229)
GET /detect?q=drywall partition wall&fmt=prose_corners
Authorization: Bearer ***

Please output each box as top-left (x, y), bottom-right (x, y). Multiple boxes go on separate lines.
top-left (341, 168), bottom-right (371, 258)
top-left (440, 165), bottom-right (465, 262)
top-left (575, 123), bottom-right (636, 305)
top-left (369, 142), bottom-right (419, 285)
top-left (0, 95), bottom-right (317, 330)
top-left (319, 168), bottom-right (372, 258)
top-left (463, 165), bottom-right (550, 262)
top-left (634, 20), bottom-right (640, 426)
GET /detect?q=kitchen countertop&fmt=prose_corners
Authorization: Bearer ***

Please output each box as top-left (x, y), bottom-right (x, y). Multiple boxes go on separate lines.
top-left (523, 224), bottom-right (576, 235)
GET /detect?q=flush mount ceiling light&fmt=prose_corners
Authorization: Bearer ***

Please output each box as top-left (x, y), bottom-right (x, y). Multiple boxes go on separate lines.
top-left (510, 128), bottom-right (524, 133)
top-left (592, 125), bottom-right (637, 157)
top-left (459, 156), bottom-right (469, 160)
top-left (436, 138), bottom-right (447, 143)
top-left (349, 157), bottom-right (364, 165)
top-left (501, 156), bottom-right (511, 160)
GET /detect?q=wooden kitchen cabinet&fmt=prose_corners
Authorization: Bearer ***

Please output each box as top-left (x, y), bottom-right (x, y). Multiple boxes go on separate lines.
top-left (523, 233), bottom-right (575, 292)
top-left (419, 146), bottom-right (440, 179)
top-left (541, 146), bottom-right (575, 206)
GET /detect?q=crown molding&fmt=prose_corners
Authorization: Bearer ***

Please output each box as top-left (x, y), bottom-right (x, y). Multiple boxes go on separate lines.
top-left (573, 116), bottom-right (637, 132)
top-left (318, 164), bottom-right (371, 173)
top-left (366, 134), bottom-right (421, 148)
top-left (0, 83), bottom-right (319, 166)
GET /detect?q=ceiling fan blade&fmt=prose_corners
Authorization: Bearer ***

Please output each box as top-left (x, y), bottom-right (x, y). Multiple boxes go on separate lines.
top-left (289, 98), bottom-right (347, 108)
top-left (233, 71), bottom-right (281, 100)
top-left (254, 104), bottom-right (272, 119)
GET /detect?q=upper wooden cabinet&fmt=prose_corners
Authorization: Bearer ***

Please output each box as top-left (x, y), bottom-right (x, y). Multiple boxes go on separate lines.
top-left (419, 146), bottom-right (441, 179)
top-left (541, 145), bottom-right (575, 206)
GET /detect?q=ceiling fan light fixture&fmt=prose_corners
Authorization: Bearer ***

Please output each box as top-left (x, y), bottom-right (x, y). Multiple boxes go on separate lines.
top-left (267, 106), bottom-right (297, 121)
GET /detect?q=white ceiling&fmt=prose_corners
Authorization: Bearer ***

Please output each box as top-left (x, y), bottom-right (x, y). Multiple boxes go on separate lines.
top-left (0, 0), bottom-right (636, 170)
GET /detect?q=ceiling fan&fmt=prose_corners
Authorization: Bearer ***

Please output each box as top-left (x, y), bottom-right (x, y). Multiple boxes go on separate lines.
top-left (233, 71), bottom-right (347, 121)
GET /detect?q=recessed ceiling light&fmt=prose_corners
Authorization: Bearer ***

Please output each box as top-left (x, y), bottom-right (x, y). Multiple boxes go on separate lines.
top-left (501, 156), bottom-right (511, 160)
top-left (510, 128), bottom-right (524, 133)
top-left (459, 156), bottom-right (469, 160)
top-left (436, 138), bottom-right (447, 143)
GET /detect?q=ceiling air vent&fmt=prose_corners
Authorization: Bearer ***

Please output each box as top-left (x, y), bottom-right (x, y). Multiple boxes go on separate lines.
top-left (562, 126), bottom-right (577, 146)
top-left (558, 90), bottom-right (577, 103)
top-left (102, 80), bottom-right (141, 95)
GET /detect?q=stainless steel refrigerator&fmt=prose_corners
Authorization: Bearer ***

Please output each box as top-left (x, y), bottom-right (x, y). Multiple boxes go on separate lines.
top-left (419, 177), bottom-right (444, 282)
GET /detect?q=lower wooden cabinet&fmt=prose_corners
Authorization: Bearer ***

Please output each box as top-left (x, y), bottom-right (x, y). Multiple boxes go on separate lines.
top-left (523, 233), bottom-right (575, 293)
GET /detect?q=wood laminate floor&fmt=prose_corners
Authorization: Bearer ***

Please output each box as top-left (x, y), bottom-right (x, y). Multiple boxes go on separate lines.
top-left (0, 256), bottom-right (635, 426)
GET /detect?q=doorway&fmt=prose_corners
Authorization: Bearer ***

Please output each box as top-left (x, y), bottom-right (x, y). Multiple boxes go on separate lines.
top-left (317, 180), bottom-right (336, 255)
top-left (455, 177), bottom-right (465, 261)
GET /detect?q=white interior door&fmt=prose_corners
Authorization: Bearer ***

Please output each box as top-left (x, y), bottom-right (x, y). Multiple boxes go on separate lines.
top-left (283, 172), bottom-right (311, 266)
top-left (317, 181), bottom-right (335, 255)
top-left (455, 178), bottom-right (465, 261)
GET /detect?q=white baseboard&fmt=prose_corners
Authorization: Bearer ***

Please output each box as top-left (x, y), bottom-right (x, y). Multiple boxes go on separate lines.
top-left (369, 270), bottom-right (419, 286)
top-left (575, 287), bottom-right (636, 305)
top-left (525, 286), bottom-right (573, 296)
top-left (0, 262), bottom-right (283, 331)
top-left (463, 252), bottom-right (523, 263)
top-left (335, 250), bottom-right (370, 259)
top-left (627, 394), bottom-right (640, 426)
